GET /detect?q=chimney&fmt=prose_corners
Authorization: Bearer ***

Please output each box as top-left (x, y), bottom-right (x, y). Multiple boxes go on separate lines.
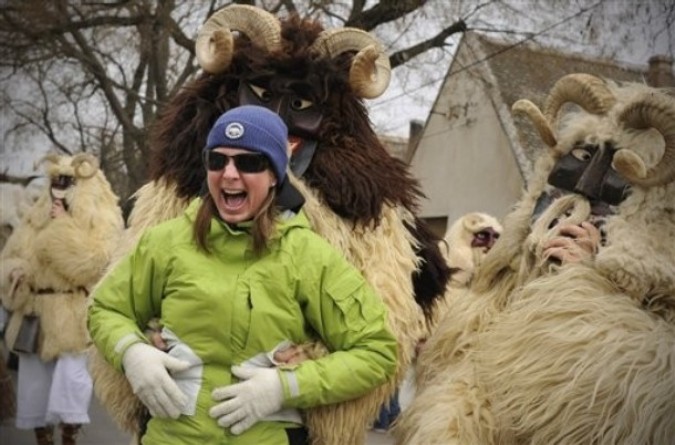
top-left (404, 120), bottom-right (425, 164)
top-left (646, 55), bottom-right (674, 87)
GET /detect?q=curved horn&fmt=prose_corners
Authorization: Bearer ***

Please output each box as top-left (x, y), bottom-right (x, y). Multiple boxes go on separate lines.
top-left (543, 73), bottom-right (617, 124)
top-left (36, 153), bottom-right (61, 170)
top-left (195, 5), bottom-right (281, 74)
top-left (613, 94), bottom-right (675, 187)
top-left (71, 153), bottom-right (99, 179)
top-left (512, 99), bottom-right (557, 148)
top-left (310, 28), bottom-right (391, 99)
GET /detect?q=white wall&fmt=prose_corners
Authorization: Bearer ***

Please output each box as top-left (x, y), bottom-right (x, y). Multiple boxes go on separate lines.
top-left (410, 72), bottom-right (524, 226)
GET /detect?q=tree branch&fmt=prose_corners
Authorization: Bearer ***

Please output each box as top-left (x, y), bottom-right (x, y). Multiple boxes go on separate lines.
top-left (0, 172), bottom-right (41, 186)
top-left (64, 26), bottom-right (141, 138)
top-left (166, 15), bottom-right (194, 53)
top-left (346, 0), bottom-right (427, 30)
top-left (389, 19), bottom-right (467, 68)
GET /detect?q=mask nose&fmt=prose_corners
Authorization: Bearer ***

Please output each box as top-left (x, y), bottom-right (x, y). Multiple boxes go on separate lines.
top-left (573, 143), bottom-right (615, 200)
top-left (262, 96), bottom-right (288, 120)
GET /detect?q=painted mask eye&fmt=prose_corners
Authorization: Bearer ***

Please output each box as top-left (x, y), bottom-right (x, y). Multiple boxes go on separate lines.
top-left (475, 231), bottom-right (489, 241)
top-left (249, 84), bottom-right (273, 102)
top-left (290, 96), bottom-right (314, 111)
top-left (52, 175), bottom-right (75, 189)
top-left (472, 229), bottom-right (498, 248)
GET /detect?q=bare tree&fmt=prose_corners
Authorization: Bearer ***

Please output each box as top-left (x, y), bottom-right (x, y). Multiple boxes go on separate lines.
top-left (0, 0), bottom-right (478, 199)
top-left (1, 0), bottom-right (672, 200)
top-left (0, 0), bottom-right (198, 198)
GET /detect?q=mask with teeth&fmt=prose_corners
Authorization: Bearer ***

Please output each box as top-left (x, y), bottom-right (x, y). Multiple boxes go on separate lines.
top-left (50, 174), bottom-right (76, 209)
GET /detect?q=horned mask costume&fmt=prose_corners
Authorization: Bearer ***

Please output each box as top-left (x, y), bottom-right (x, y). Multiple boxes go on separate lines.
top-left (89, 5), bottom-right (450, 445)
top-left (424, 212), bottom-right (503, 331)
top-left (0, 154), bottom-right (123, 445)
top-left (395, 74), bottom-right (675, 444)
top-left (2, 153), bottom-right (124, 361)
top-left (439, 212), bottom-right (502, 289)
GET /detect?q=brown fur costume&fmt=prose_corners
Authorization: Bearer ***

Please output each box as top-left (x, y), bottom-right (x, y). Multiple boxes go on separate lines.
top-left (395, 75), bottom-right (675, 444)
top-left (89, 6), bottom-right (450, 445)
top-left (1, 154), bottom-right (123, 362)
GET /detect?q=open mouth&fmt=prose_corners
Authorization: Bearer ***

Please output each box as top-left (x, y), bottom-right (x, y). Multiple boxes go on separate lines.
top-left (288, 135), bottom-right (318, 178)
top-left (221, 190), bottom-right (247, 210)
top-left (51, 187), bottom-right (67, 200)
top-left (50, 175), bottom-right (75, 202)
top-left (288, 135), bottom-right (303, 154)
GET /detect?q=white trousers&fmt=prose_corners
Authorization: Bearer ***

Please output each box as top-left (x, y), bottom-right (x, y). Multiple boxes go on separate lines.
top-left (15, 352), bottom-right (92, 429)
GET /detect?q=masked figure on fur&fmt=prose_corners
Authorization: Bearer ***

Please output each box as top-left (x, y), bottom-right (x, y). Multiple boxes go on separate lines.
top-left (88, 5), bottom-right (450, 445)
top-left (430, 212), bottom-right (502, 326)
top-left (395, 74), bottom-right (675, 444)
top-left (1, 154), bottom-right (124, 445)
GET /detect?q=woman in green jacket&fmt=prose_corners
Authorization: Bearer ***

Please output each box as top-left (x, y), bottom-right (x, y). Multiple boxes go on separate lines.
top-left (88, 105), bottom-right (397, 445)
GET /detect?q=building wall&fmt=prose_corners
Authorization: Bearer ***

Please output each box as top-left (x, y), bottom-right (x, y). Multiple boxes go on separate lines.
top-left (410, 71), bottom-right (524, 235)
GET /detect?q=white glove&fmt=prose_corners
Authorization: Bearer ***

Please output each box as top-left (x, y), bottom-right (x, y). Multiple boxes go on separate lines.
top-left (122, 342), bottom-right (190, 419)
top-left (209, 365), bottom-right (285, 435)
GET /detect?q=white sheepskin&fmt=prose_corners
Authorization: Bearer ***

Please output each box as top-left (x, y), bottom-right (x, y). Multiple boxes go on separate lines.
top-left (395, 77), bottom-right (675, 445)
top-left (1, 154), bottom-right (123, 361)
top-left (90, 174), bottom-right (427, 445)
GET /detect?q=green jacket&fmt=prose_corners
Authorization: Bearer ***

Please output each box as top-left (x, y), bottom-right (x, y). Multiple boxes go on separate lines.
top-left (88, 199), bottom-right (397, 444)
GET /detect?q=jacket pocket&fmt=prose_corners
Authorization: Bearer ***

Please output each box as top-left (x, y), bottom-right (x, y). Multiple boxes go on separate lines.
top-left (325, 278), bottom-right (381, 332)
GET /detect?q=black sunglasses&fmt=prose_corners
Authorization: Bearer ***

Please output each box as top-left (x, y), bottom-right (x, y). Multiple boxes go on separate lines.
top-left (204, 151), bottom-right (269, 173)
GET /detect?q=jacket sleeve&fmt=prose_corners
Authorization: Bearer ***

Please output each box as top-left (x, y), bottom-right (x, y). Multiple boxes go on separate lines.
top-left (279, 240), bottom-right (397, 409)
top-left (87, 230), bottom-right (167, 371)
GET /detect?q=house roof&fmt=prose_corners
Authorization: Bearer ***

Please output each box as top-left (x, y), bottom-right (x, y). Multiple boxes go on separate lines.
top-left (413, 31), bottom-right (647, 181)
top-left (480, 34), bottom-right (644, 172)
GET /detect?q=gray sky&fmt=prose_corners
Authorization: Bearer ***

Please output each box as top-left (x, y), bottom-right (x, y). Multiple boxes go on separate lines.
top-left (1, 0), bottom-right (673, 174)
top-left (367, 0), bottom-right (674, 137)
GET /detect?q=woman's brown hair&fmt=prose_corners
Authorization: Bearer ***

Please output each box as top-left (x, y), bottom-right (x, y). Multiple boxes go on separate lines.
top-left (193, 188), bottom-right (279, 256)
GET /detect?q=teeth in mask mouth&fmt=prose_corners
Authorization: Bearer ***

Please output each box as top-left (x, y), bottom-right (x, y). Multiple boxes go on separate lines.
top-left (51, 188), bottom-right (67, 199)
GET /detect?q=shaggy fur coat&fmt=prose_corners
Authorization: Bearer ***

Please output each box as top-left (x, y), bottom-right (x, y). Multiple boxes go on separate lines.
top-left (1, 155), bottom-right (123, 361)
top-left (88, 7), bottom-right (449, 445)
top-left (395, 77), bottom-right (675, 444)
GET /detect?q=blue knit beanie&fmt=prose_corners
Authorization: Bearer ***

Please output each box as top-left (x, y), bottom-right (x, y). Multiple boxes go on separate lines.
top-left (205, 105), bottom-right (288, 182)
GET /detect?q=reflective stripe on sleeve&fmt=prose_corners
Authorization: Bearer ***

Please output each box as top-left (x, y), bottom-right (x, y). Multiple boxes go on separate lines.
top-left (284, 370), bottom-right (300, 398)
top-left (114, 333), bottom-right (144, 354)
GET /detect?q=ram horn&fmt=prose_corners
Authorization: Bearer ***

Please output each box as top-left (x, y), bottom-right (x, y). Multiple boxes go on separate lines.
top-left (613, 94), bottom-right (675, 187)
top-left (36, 153), bottom-right (61, 170)
top-left (195, 5), bottom-right (281, 74)
top-left (310, 28), bottom-right (391, 99)
top-left (543, 73), bottom-right (616, 124)
top-left (512, 99), bottom-right (557, 149)
top-left (71, 153), bottom-right (100, 179)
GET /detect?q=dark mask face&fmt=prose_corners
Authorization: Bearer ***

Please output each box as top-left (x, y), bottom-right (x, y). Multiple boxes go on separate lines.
top-left (238, 79), bottom-right (324, 177)
top-left (50, 174), bottom-right (75, 209)
top-left (51, 174), bottom-right (75, 190)
top-left (238, 80), bottom-right (323, 138)
top-left (547, 142), bottom-right (631, 206)
top-left (471, 227), bottom-right (500, 249)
